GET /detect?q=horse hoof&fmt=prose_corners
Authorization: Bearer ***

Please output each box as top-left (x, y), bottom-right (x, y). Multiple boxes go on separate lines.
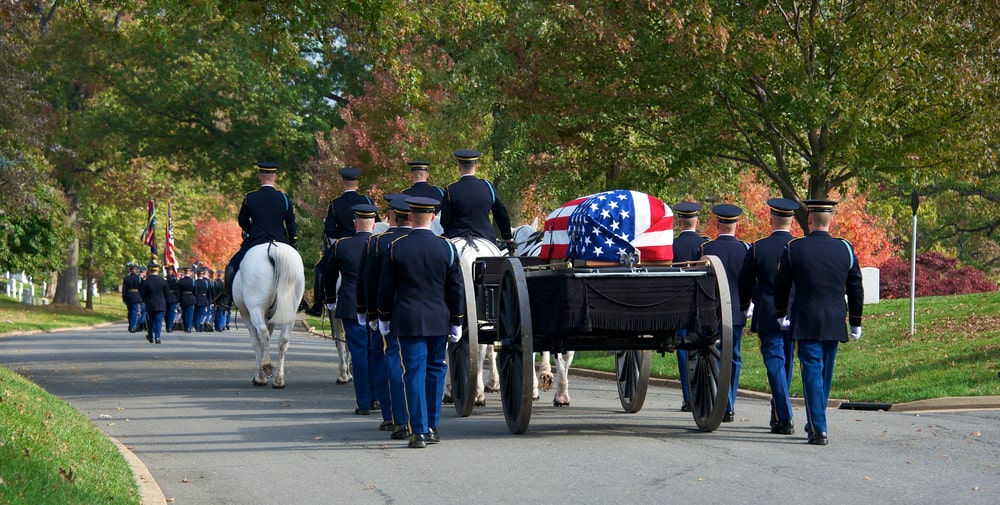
top-left (442, 394), bottom-right (454, 405)
top-left (252, 379), bottom-right (267, 387)
top-left (336, 378), bottom-right (351, 384)
top-left (272, 383), bottom-right (285, 389)
top-left (484, 386), bottom-right (499, 393)
top-left (474, 399), bottom-right (486, 407)
top-left (553, 400), bottom-right (570, 407)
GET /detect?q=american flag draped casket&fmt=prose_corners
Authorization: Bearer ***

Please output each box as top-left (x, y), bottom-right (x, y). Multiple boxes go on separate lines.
top-left (538, 190), bottom-right (674, 264)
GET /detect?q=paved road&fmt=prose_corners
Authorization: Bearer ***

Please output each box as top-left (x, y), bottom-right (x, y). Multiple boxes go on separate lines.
top-left (2, 320), bottom-right (998, 505)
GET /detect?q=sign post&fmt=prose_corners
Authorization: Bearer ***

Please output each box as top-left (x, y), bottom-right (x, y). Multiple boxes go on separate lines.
top-left (909, 190), bottom-right (919, 335)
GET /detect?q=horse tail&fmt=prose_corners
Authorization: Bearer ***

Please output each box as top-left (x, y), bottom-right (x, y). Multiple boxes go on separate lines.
top-left (268, 243), bottom-right (304, 325)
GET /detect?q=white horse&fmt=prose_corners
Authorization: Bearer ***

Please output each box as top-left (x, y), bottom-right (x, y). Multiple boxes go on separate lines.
top-left (448, 235), bottom-right (505, 407)
top-left (232, 241), bottom-right (305, 388)
top-left (510, 220), bottom-right (576, 406)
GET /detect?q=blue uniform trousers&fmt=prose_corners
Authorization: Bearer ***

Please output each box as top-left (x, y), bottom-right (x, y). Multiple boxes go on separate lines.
top-left (368, 327), bottom-right (392, 422)
top-left (344, 319), bottom-right (372, 410)
top-left (214, 307), bottom-right (228, 331)
top-left (165, 302), bottom-right (178, 332)
top-left (384, 333), bottom-right (408, 426)
top-left (797, 340), bottom-right (839, 435)
top-left (195, 305), bottom-right (210, 329)
top-left (127, 303), bottom-right (142, 332)
top-left (181, 304), bottom-right (195, 332)
top-left (147, 311), bottom-right (165, 341)
top-left (727, 325), bottom-right (745, 415)
top-left (758, 329), bottom-right (795, 424)
top-left (399, 334), bottom-right (447, 435)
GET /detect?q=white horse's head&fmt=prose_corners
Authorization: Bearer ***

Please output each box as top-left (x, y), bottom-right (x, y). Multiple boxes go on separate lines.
top-left (511, 219), bottom-right (543, 257)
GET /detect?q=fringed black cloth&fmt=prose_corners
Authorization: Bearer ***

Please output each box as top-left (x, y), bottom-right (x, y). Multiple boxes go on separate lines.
top-left (525, 270), bottom-right (720, 337)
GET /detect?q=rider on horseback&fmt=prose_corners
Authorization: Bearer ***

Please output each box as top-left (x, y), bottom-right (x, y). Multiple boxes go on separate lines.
top-left (215, 161), bottom-right (298, 311)
top-left (439, 149), bottom-right (515, 251)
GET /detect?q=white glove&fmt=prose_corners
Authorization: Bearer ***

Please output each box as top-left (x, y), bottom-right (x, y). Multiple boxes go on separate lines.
top-left (325, 303), bottom-right (336, 312)
top-left (368, 319), bottom-right (378, 332)
top-left (849, 326), bottom-right (862, 341)
top-left (357, 312), bottom-right (367, 325)
top-left (777, 317), bottom-right (790, 331)
top-left (447, 325), bottom-right (462, 343)
top-left (744, 308), bottom-right (753, 319)
top-left (378, 320), bottom-right (390, 337)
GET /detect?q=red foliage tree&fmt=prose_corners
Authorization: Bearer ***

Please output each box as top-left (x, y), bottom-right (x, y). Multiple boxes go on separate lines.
top-left (880, 251), bottom-right (998, 299)
top-left (189, 217), bottom-right (242, 271)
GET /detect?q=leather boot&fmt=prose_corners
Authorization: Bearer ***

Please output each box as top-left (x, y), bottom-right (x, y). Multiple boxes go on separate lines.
top-left (305, 270), bottom-right (324, 316)
top-left (214, 265), bottom-right (236, 310)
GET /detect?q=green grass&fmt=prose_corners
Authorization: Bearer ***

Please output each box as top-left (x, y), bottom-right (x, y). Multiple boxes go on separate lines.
top-left (570, 290), bottom-right (1000, 404)
top-left (0, 366), bottom-right (140, 505)
top-left (0, 296), bottom-right (125, 334)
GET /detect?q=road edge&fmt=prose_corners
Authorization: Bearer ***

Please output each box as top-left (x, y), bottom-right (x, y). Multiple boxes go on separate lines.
top-left (107, 434), bottom-right (167, 505)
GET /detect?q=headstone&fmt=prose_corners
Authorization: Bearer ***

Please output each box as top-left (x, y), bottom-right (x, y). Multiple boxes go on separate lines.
top-left (862, 267), bottom-right (880, 304)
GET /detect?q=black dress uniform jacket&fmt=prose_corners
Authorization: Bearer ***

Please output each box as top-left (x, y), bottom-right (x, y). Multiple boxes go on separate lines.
top-left (166, 273), bottom-right (180, 305)
top-left (178, 276), bottom-right (196, 307)
top-left (194, 277), bottom-right (211, 307)
top-left (740, 230), bottom-right (795, 333)
top-left (324, 191), bottom-right (376, 241)
top-left (377, 229), bottom-right (465, 337)
top-left (122, 273), bottom-right (143, 305)
top-left (773, 231), bottom-right (864, 342)
top-left (701, 235), bottom-right (751, 327)
top-left (402, 181), bottom-right (445, 202)
top-left (673, 230), bottom-right (709, 263)
top-left (359, 226), bottom-right (411, 320)
top-left (323, 232), bottom-right (372, 320)
top-left (139, 274), bottom-right (169, 313)
top-left (238, 185), bottom-right (296, 248)
top-left (440, 175), bottom-right (513, 241)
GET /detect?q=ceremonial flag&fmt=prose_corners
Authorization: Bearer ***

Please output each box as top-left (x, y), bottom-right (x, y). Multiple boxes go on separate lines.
top-left (164, 202), bottom-right (178, 270)
top-left (140, 199), bottom-right (157, 256)
top-left (539, 190), bottom-right (673, 263)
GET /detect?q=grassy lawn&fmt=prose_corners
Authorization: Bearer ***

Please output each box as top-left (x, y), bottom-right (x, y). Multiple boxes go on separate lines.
top-left (0, 366), bottom-right (140, 504)
top-left (571, 290), bottom-right (1000, 404)
top-left (0, 295), bottom-right (125, 334)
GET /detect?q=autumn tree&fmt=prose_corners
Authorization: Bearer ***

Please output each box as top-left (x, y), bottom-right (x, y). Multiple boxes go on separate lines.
top-left (189, 217), bottom-right (242, 272)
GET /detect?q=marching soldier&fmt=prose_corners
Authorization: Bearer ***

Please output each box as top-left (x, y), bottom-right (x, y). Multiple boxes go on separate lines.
top-left (215, 161), bottom-right (298, 311)
top-left (439, 149), bottom-right (514, 248)
top-left (122, 263), bottom-right (143, 333)
top-left (164, 265), bottom-right (180, 333)
top-left (306, 167), bottom-right (377, 316)
top-left (213, 269), bottom-right (227, 331)
top-left (773, 199), bottom-right (864, 446)
top-left (671, 201), bottom-right (710, 412)
top-left (194, 267), bottom-right (212, 332)
top-left (378, 196), bottom-right (465, 449)
top-left (700, 204), bottom-right (751, 423)
top-left (178, 266), bottom-right (196, 332)
top-left (139, 263), bottom-right (169, 344)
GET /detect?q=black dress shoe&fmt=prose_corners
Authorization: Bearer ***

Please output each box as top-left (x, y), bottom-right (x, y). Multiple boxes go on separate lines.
top-left (427, 426), bottom-right (440, 444)
top-left (680, 401), bottom-right (692, 412)
top-left (354, 408), bottom-right (370, 415)
top-left (770, 419), bottom-right (794, 435)
top-left (408, 434), bottom-right (427, 449)
top-left (304, 305), bottom-right (323, 317)
top-left (808, 432), bottom-right (829, 445)
top-left (390, 425), bottom-right (409, 440)
top-left (155, 339), bottom-right (161, 344)
top-left (723, 411), bottom-right (735, 422)
top-left (378, 421), bottom-right (394, 431)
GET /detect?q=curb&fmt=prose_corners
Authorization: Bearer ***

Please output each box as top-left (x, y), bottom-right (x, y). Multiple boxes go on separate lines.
top-left (107, 435), bottom-right (167, 505)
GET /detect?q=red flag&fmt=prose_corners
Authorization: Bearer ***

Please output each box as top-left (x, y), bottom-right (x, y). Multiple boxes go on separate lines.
top-left (164, 202), bottom-right (178, 270)
top-left (140, 200), bottom-right (157, 255)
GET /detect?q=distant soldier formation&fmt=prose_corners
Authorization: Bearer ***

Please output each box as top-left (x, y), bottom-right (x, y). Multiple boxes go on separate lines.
top-left (122, 151), bottom-right (862, 448)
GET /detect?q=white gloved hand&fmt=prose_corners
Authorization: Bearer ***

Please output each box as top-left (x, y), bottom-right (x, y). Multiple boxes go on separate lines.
top-left (744, 308), bottom-right (753, 319)
top-left (357, 312), bottom-right (367, 325)
top-left (378, 320), bottom-right (391, 337)
top-left (777, 316), bottom-right (790, 331)
top-left (368, 319), bottom-right (378, 332)
top-left (325, 303), bottom-right (336, 312)
top-left (447, 325), bottom-right (463, 343)
top-left (849, 325), bottom-right (862, 341)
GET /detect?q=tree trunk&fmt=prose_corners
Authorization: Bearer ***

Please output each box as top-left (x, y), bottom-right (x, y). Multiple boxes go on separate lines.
top-left (52, 190), bottom-right (81, 307)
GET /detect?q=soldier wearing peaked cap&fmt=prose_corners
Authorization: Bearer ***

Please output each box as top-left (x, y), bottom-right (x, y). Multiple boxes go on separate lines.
top-left (701, 203), bottom-right (751, 423)
top-left (377, 196), bottom-right (465, 448)
top-left (164, 264), bottom-right (180, 333)
top-left (307, 166), bottom-right (380, 317)
top-left (215, 161), bottom-right (298, 311)
top-left (440, 149), bottom-right (514, 246)
top-left (738, 197), bottom-right (800, 435)
top-left (139, 263), bottom-right (169, 344)
top-left (323, 203), bottom-right (379, 415)
top-left (122, 262), bottom-right (143, 333)
top-left (671, 201), bottom-right (710, 413)
top-left (177, 266), bottom-right (196, 332)
top-left (773, 199), bottom-right (863, 446)
top-left (402, 160), bottom-right (446, 203)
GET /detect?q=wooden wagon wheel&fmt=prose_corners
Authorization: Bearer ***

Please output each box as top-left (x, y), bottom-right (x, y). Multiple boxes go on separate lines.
top-left (689, 255), bottom-right (734, 432)
top-left (497, 258), bottom-right (535, 434)
top-left (616, 349), bottom-right (651, 413)
top-left (447, 250), bottom-right (481, 417)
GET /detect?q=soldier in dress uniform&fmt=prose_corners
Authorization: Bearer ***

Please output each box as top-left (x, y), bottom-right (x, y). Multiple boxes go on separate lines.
top-left (137, 265), bottom-right (148, 331)
top-left (324, 203), bottom-right (378, 415)
top-left (739, 198), bottom-right (800, 435)
top-left (139, 263), bottom-right (169, 344)
top-left (359, 195), bottom-right (412, 438)
top-left (122, 263), bottom-right (143, 333)
top-left (213, 269), bottom-right (227, 331)
top-left (773, 199), bottom-right (863, 446)
top-left (215, 161), bottom-right (298, 311)
top-left (306, 167), bottom-right (378, 316)
top-left (671, 201), bottom-right (710, 412)
top-left (164, 265), bottom-right (180, 333)
top-left (700, 204), bottom-right (751, 422)
top-left (439, 149), bottom-right (514, 248)
top-left (194, 267), bottom-right (212, 332)
top-left (377, 196), bottom-right (465, 449)
top-left (401, 161), bottom-right (446, 202)
top-left (178, 266), bottom-right (196, 333)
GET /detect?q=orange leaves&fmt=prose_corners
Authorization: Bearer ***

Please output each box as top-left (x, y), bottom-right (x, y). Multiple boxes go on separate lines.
top-left (189, 217), bottom-right (241, 271)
